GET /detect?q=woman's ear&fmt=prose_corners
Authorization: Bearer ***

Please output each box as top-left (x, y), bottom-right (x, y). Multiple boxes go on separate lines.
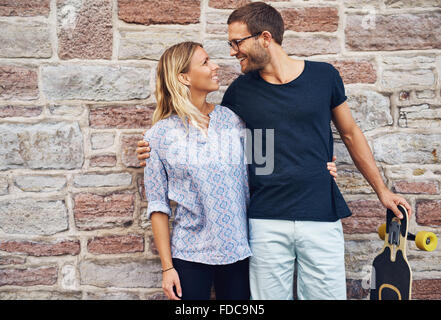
top-left (178, 73), bottom-right (191, 86)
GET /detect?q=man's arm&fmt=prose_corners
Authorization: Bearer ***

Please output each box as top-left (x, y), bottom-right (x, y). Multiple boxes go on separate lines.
top-left (331, 101), bottom-right (412, 218)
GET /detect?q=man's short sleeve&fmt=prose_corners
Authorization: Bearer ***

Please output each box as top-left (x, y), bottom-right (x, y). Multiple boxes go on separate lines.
top-left (221, 79), bottom-right (241, 116)
top-left (143, 128), bottom-right (172, 219)
top-left (330, 66), bottom-right (347, 109)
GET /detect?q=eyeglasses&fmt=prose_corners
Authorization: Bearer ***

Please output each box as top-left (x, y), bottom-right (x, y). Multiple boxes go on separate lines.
top-left (227, 32), bottom-right (262, 51)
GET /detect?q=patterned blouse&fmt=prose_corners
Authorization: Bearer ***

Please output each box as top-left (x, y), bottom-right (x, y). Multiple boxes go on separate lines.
top-left (143, 104), bottom-right (252, 265)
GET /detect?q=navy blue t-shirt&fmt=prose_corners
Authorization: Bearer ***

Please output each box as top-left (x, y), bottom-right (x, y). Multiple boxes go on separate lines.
top-left (221, 60), bottom-right (352, 222)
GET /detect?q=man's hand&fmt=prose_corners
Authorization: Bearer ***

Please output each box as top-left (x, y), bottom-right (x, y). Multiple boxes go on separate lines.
top-left (137, 130), bottom-right (150, 167)
top-left (327, 156), bottom-right (338, 181)
top-left (378, 188), bottom-right (412, 219)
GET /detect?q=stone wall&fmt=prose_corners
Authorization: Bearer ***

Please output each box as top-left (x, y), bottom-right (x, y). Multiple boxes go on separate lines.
top-left (0, 0), bottom-right (440, 300)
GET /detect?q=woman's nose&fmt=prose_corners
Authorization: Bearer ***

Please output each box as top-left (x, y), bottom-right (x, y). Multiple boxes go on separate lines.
top-left (211, 62), bottom-right (220, 71)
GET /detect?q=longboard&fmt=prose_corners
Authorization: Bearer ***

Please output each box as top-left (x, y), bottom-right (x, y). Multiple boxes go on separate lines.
top-left (370, 205), bottom-right (437, 300)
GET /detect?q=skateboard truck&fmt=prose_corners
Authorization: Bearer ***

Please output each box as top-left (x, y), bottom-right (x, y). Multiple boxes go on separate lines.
top-left (378, 220), bottom-right (438, 252)
top-left (388, 220), bottom-right (401, 246)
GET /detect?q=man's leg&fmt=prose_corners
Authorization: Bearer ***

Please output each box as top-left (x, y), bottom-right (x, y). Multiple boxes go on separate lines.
top-left (248, 218), bottom-right (296, 300)
top-left (295, 220), bottom-right (347, 300)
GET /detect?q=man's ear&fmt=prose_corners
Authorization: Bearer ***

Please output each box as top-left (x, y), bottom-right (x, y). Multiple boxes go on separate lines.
top-left (178, 73), bottom-right (191, 86)
top-left (261, 31), bottom-right (273, 48)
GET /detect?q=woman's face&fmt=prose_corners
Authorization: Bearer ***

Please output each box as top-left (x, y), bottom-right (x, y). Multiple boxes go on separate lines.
top-left (184, 46), bottom-right (220, 94)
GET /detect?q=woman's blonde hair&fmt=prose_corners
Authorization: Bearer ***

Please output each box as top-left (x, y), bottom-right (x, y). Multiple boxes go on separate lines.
top-left (153, 41), bottom-right (210, 133)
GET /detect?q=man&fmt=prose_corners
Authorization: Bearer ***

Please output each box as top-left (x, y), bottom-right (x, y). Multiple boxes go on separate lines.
top-left (136, 2), bottom-right (411, 300)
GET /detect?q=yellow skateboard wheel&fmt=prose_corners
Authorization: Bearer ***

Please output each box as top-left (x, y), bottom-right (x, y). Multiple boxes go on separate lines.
top-left (378, 223), bottom-right (386, 241)
top-left (415, 231), bottom-right (438, 252)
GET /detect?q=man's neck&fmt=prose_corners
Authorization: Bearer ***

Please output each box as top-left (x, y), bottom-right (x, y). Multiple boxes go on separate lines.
top-left (259, 47), bottom-right (304, 85)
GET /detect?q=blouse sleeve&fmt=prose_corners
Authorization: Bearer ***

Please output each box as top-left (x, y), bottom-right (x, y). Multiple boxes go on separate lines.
top-left (143, 128), bottom-right (172, 219)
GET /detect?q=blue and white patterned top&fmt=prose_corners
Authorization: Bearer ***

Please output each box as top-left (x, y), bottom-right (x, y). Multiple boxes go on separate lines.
top-left (143, 104), bottom-right (252, 265)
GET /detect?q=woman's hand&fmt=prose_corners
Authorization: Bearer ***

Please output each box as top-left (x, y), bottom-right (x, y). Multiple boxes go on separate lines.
top-left (162, 267), bottom-right (182, 300)
top-left (327, 155), bottom-right (338, 181)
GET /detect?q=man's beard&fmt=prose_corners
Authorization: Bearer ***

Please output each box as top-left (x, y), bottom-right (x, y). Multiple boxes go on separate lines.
top-left (242, 43), bottom-right (271, 73)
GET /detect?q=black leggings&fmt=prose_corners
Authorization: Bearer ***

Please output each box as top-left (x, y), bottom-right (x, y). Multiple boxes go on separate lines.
top-left (172, 257), bottom-right (250, 300)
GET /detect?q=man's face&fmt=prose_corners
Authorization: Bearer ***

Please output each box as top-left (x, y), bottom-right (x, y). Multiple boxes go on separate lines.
top-left (228, 22), bottom-right (271, 74)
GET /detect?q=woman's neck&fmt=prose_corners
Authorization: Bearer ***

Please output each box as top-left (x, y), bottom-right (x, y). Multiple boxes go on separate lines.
top-left (190, 90), bottom-right (213, 116)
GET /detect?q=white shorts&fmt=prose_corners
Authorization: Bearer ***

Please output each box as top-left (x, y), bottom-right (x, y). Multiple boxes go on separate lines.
top-left (248, 218), bottom-right (347, 300)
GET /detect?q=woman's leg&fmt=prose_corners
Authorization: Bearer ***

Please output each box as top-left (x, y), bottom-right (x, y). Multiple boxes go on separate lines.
top-left (213, 257), bottom-right (251, 300)
top-left (172, 258), bottom-right (213, 300)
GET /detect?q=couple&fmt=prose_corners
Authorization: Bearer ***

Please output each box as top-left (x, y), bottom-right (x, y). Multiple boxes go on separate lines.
top-left (136, 2), bottom-right (411, 300)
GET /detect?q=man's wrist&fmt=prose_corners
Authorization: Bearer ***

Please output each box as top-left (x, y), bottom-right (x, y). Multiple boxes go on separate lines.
top-left (375, 184), bottom-right (389, 199)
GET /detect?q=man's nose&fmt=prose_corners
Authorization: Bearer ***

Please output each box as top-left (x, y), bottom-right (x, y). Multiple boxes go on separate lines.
top-left (230, 46), bottom-right (238, 57)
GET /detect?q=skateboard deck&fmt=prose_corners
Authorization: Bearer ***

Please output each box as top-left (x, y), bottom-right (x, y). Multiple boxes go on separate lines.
top-left (370, 205), bottom-right (411, 300)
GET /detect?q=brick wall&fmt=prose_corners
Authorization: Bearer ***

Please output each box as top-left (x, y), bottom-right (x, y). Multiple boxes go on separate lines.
top-left (0, 0), bottom-right (440, 300)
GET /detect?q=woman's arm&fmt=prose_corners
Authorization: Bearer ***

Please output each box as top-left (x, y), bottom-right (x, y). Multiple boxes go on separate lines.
top-left (151, 211), bottom-right (182, 300)
top-left (143, 128), bottom-right (181, 299)
top-left (151, 212), bottom-right (173, 271)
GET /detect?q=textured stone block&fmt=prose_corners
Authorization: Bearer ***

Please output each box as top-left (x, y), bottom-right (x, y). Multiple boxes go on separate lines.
top-left (0, 266), bottom-right (58, 287)
top-left (79, 258), bottom-right (161, 288)
top-left (73, 173), bottom-right (132, 188)
top-left (57, 0), bottom-right (112, 60)
top-left (381, 55), bottom-right (436, 90)
top-left (41, 65), bottom-right (150, 101)
top-left (118, 0), bottom-right (200, 25)
top-left (91, 132), bottom-right (115, 150)
top-left (330, 60), bottom-right (377, 84)
top-left (392, 181), bottom-right (439, 195)
top-left (89, 155), bottom-right (116, 167)
top-left (121, 134), bottom-right (143, 168)
top-left (282, 7), bottom-right (339, 32)
top-left (0, 122), bottom-right (83, 170)
top-left (416, 200), bottom-right (441, 226)
top-left (343, 200), bottom-right (385, 234)
top-left (208, 0), bottom-right (250, 9)
top-left (89, 105), bottom-right (155, 129)
top-left (0, 240), bottom-right (80, 257)
top-left (0, 289), bottom-right (82, 300)
top-left (14, 175), bottom-right (67, 192)
top-left (0, 0), bottom-right (50, 17)
top-left (87, 235), bottom-right (144, 254)
top-left (0, 20), bottom-right (51, 58)
top-left (283, 35), bottom-right (340, 57)
top-left (372, 133), bottom-right (441, 165)
top-left (73, 193), bottom-right (134, 230)
top-left (0, 199), bottom-right (68, 235)
top-left (345, 88), bottom-right (392, 132)
top-left (346, 13), bottom-right (441, 51)
top-left (119, 29), bottom-right (199, 60)
top-left (0, 105), bottom-right (43, 118)
top-left (412, 279), bottom-right (441, 300)
top-left (398, 104), bottom-right (441, 129)
top-left (0, 65), bottom-right (39, 100)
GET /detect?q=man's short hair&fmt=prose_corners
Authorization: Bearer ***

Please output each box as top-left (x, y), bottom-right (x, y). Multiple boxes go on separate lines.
top-left (227, 2), bottom-right (284, 45)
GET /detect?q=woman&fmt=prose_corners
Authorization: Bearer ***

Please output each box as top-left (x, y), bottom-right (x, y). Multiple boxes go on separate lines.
top-left (142, 41), bottom-right (338, 300)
